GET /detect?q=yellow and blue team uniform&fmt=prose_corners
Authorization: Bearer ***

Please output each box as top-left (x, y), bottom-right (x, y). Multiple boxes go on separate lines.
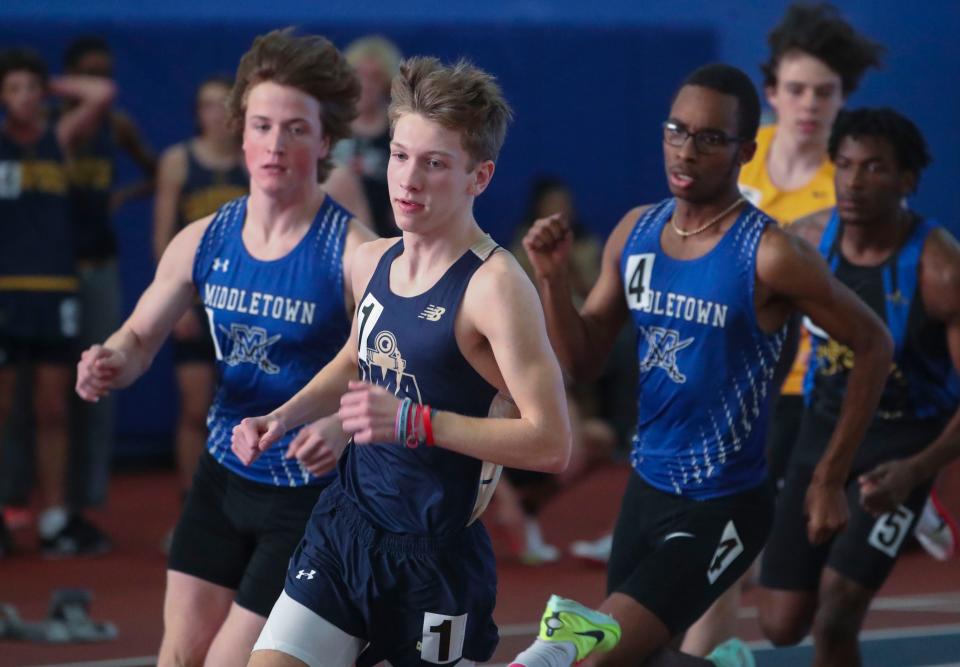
top-left (762, 210), bottom-right (960, 591)
top-left (284, 237), bottom-right (502, 666)
top-left (0, 123), bottom-right (79, 365)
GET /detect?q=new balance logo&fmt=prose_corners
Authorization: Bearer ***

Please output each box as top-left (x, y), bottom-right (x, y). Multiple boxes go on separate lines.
top-left (707, 520), bottom-right (744, 584)
top-left (296, 569), bottom-right (316, 580)
top-left (418, 305), bottom-right (446, 321)
top-left (213, 257), bottom-right (230, 272)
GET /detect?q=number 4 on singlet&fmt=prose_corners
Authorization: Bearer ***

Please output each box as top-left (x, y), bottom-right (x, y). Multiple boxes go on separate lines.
top-left (625, 253), bottom-right (655, 310)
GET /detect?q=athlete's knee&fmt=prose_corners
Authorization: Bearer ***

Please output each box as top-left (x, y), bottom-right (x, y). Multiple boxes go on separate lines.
top-left (757, 592), bottom-right (814, 647)
top-left (760, 613), bottom-right (809, 647)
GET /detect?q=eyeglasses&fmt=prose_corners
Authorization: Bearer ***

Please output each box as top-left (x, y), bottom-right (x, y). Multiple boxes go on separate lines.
top-left (662, 121), bottom-right (744, 155)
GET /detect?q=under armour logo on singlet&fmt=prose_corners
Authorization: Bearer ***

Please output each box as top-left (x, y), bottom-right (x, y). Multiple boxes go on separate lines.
top-left (418, 305), bottom-right (446, 321)
top-left (213, 257), bottom-right (230, 272)
top-left (639, 326), bottom-right (694, 383)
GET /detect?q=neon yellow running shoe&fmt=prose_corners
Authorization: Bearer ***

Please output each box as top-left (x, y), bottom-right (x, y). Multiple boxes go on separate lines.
top-left (537, 594), bottom-right (622, 662)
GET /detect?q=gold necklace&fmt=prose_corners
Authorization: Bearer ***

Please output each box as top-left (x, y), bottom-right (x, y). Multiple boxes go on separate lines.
top-left (670, 196), bottom-right (747, 238)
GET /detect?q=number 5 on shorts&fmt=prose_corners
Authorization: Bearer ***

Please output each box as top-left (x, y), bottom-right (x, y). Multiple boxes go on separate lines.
top-left (420, 612), bottom-right (467, 664)
top-left (868, 505), bottom-right (915, 558)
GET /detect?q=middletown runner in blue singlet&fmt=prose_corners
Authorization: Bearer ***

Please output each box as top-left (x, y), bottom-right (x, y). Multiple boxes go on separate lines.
top-left (510, 68), bottom-right (895, 667)
top-left (280, 236), bottom-right (502, 665)
top-left (762, 209), bottom-right (960, 593)
top-left (167, 194), bottom-right (354, 615)
top-left (604, 198), bottom-right (785, 636)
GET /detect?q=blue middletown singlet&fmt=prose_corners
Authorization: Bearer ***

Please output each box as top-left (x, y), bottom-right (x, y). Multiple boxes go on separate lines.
top-left (804, 210), bottom-right (960, 421)
top-left (195, 195), bottom-right (352, 486)
top-left (340, 236), bottom-right (501, 536)
top-left (621, 199), bottom-right (786, 499)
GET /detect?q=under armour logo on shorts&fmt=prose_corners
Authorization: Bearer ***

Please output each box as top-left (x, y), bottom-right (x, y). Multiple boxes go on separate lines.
top-left (296, 569), bottom-right (316, 580)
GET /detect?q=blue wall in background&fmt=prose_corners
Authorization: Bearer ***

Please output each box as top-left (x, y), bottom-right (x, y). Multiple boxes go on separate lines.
top-left (1, 0), bottom-right (957, 454)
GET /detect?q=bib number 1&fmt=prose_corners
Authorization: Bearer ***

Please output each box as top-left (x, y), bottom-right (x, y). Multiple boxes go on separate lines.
top-left (419, 612), bottom-right (467, 664)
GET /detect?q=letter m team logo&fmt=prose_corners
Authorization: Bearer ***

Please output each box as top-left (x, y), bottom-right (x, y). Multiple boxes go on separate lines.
top-left (218, 323), bottom-right (282, 373)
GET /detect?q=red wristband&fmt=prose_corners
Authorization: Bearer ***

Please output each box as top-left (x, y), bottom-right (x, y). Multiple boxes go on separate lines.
top-left (423, 405), bottom-right (435, 447)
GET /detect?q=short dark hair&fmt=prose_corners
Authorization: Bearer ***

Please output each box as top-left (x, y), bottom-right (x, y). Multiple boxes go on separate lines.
top-left (829, 108), bottom-right (931, 184)
top-left (762, 3), bottom-right (883, 95)
top-left (0, 48), bottom-right (48, 88)
top-left (64, 36), bottom-right (111, 70)
top-left (677, 63), bottom-right (761, 141)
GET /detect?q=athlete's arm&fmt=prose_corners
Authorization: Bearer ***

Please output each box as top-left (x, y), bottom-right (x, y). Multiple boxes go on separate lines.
top-left (338, 251), bottom-right (572, 473)
top-left (769, 210), bottom-right (832, 393)
top-left (50, 75), bottom-right (116, 151)
top-left (525, 207), bottom-right (644, 382)
top-left (326, 165), bottom-right (374, 231)
top-left (75, 216), bottom-right (211, 401)
top-left (110, 110), bottom-right (157, 212)
top-left (152, 143), bottom-right (188, 263)
top-left (757, 226), bottom-right (894, 543)
top-left (860, 228), bottom-right (960, 514)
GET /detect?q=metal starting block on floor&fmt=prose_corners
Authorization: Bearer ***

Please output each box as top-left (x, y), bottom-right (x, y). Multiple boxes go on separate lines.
top-left (0, 588), bottom-right (117, 643)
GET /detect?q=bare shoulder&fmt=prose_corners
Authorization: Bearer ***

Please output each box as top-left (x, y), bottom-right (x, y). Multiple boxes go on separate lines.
top-left (157, 142), bottom-right (188, 179)
top-left (921, 226), bottom-right (960, 318)
top-left (463, 247), bottom-right (543, 333)
top-left (350, 237), bottom-right (401, 293)
top-left (923, 225), bottom-right (960, 268)
top-left (787, 208), bottom-right (832, 246)
top-left (345, 216), bottom-right (378, 247)
top-left (609, 204), bottom-right (651, 247)
top-left (156, 212), bottom-right (216, 277)
top-left (598, 203), bottom-right (652, 268)
top-left (174, 213), bottom-right (217, 250)
top-left (468, 248), bottom-right (539, 308)
top-left (756, 223), bottom-right (822, 288)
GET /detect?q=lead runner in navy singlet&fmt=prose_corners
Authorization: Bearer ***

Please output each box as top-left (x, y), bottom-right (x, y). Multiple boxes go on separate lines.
top-left (508, 64), bottom-right (893, 667)
top-left (232, 57), bottom-right (572, 667)
top-left (75, 30), bottom-right (375, 666)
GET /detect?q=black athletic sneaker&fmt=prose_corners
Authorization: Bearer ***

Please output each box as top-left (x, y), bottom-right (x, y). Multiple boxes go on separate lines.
top-left (40, 515), bottom-right (112, 558)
